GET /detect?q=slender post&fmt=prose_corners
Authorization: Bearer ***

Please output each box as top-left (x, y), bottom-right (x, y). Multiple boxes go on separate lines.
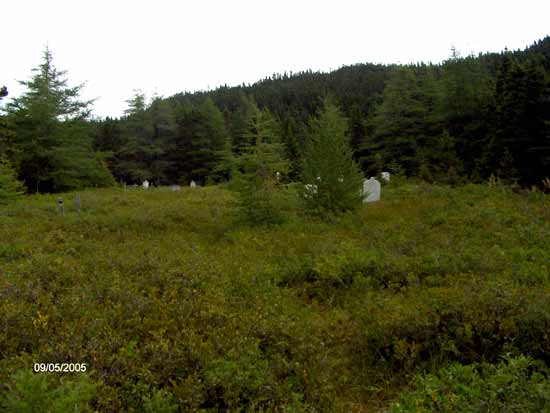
top-left (57, 197), bottom-right (64, 216)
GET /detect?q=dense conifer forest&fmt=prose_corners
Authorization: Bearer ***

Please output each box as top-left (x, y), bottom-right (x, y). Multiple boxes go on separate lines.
top-left (1, 37), bottom-right (549, 192)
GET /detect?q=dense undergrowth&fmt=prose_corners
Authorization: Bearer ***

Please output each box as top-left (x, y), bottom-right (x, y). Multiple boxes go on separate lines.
top-left (0, 181), bottom-right (549, 412)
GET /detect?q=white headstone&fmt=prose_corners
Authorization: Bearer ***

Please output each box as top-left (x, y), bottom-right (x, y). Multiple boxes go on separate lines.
top-left (276, 171), bottom-right (281, 181)
top-left (363, 178), bottom-right (381, 203)
top-left (190, 180), bottom-right (197, 188)
top-left (171, 184), bottom-right (181, 192)
top-left (143, 180), bottom-right (150, 189)
top-left (381, 171), bottom-right (390, 182)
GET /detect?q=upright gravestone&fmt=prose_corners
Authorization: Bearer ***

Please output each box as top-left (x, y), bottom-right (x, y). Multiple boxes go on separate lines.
top-left (57, 197), bottom-right (64, 216)
top-left (190, 180), bottom-right (197, 188)
top-left (381, 171), bottom-right (390, 182)
top-left (363, 178), bottom-right (381, 203)
top-left (143, 180), bottom-right (150, 190)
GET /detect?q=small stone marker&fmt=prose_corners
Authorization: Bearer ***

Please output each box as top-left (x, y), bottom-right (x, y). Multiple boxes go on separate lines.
top-left (381, 171), bottom-right (390, 182)
top-left (57, 197), bottom-right (64, 216)
top-left (190, 180), bottom-right (197, 188)
top-left (363, 177), bottom-right (381, 203)
top-left (143, 180), bottom-right (150, 190)
top-left (171, 184), bottom-right (181, 192)
top-left (276, 171), bottom-right (281, 181)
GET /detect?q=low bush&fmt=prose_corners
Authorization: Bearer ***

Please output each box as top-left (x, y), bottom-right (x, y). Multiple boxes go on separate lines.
top-left (352, 280), bottom-right (550, 384)
top-left (391, 356), bottom-right (550, 412)
top-left (0, 369), bottom-right (96, 413)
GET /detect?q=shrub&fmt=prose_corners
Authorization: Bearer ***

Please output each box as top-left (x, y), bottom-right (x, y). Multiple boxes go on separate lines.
top-left (391, 356), bottom-right (550, 412)
top-left (0, 369), bottom-right (96, 413)
top-left (352, 280), bottom-right (550, 383)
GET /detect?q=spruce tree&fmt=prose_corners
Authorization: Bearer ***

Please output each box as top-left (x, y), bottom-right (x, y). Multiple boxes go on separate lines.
top-left (233, 103), bottom-right (289, 225)
top-left (489, 55), bottom-right (550, 184)
top-left (5, 47), bottom-right (114, 192)
top-left (116, 91), bottom-right (159, 183)
top-left (302, 98), bottom-right (364, 215)
top-left (173, 97), bottom-right (228, 184)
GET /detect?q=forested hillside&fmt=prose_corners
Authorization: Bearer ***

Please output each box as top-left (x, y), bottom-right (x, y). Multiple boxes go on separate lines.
top-left (1, 37), bottom-right (549, 192)
top-left (91, 36), bottom-right (550, 187)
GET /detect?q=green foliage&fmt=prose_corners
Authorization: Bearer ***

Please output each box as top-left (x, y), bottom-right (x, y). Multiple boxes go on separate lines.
top-left (143, 388), bottom-right (178, 413)
top-left (233, 103), bottom-right (290, 225)
top-left (391, 356), bottom-right (550, 412)
top-left (0, 155), bottom-right (25, 203)
top-left (111, 90), bottom-right (172, 184)
top-left (362, 67), bottom-right (439, 177)
top-left (0, 179), bottom-right (549, 411)
top-left (82, 37), bottom-right (550, 187)
top-left (352, 279), bottom-right (550, 384)
top-left (488, 55), bottom-right (550, 185)
top-left (5, 47), bottom-right (114, 192)
top-left (302, 98), bottom-right (364, 215)
top-left (0, 369), bottom-right (96, 413)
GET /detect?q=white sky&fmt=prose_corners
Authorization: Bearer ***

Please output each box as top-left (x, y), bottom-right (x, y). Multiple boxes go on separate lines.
top-left (2, 0), bottom-right (549, 118)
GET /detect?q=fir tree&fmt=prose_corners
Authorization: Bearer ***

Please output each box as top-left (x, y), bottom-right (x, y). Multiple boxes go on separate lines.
top-left (5, 47), bottom-right (114, 192)
top-left (233, 104), bottom-right (290, 225)
top-left (302, 98), bottom-right (364, 215)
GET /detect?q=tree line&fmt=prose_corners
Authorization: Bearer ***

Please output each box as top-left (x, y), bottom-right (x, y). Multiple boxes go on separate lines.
top-left (1, 37), bottom-right (549, 202)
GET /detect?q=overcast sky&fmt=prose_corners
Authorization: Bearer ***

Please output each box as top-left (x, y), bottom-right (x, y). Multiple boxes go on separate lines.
top-left (2, 0), bottom-right (549, 118)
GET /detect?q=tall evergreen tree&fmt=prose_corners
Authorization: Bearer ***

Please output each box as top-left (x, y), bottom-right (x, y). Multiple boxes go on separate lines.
top-left (229, 93), bottom-right (256, 155)
top-left (5, 47), bottom-right (113, 192)
top-left (361, 67), bottom-right (450, 180)
top-left (440, 53), bottom-right (493, 178)
top-left (170, 97), bottom-right (227, 184)
top-left (489, 55), bottom-right (550, 183)
top-left (233, 103), bottom-right (290, 225)
top-left (114, 90), bottom-right (156, 183)
top-left (302, 98), bottom-right (364, 215)
top-left (361, 68), bottom-right (429, 176)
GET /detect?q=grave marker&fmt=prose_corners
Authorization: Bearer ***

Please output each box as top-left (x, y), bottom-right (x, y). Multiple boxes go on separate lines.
top-left (57, 197), bottom-right (64, 216)
top-left (363, 178), bottom-right (381, 203)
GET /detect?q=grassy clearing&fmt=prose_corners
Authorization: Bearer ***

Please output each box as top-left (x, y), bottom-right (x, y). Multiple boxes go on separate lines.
top-left (0, 182), bottom-right (549, 411)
